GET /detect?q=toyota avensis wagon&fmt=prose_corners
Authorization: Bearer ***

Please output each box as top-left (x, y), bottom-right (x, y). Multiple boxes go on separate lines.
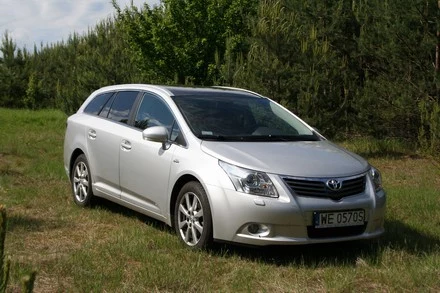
top-left (64, 84), bottom-right (386, 248)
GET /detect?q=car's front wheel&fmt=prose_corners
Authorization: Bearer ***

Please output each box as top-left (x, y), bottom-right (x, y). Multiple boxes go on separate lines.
top-left (174, 182), bottom-right (213, 249)
top-left (71, 154), bottom-right (93, 207)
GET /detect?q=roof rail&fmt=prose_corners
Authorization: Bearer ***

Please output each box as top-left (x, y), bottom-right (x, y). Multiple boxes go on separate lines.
top-left (212, 86), bottom-right (266, 98)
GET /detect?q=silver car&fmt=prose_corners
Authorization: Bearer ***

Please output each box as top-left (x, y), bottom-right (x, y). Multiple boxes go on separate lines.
top-left (63, 84), bottom-right (386, 248)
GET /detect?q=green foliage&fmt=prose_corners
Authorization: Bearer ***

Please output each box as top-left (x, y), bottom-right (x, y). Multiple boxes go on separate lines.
top-left (29, 19), bottom-right (143, 114)
top-left (229, 0), bottom-right (440, 147)
top-left (0, 18), bottom-right (141, 114)
top-left (419, 97), bottom-right (440, 153)
top-left (24, 71), bottom-right (37, 110)
top-left (0, 206), bottom-right (10, 293)
top-left (0, 33), bottom-right (28, 108)
top-left (21, 271), bottom-right (37, 293)
top-left (350, 0), bottom-right (437, 141)
top-left (339, 137), bottom-right (416, 158)
top-left (112, 0), bottom-right (258, 85)
top-left (231, 0), bottom-right (364, 135)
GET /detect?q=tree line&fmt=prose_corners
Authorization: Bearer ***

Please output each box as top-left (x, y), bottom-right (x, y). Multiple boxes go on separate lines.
top-left (0, 0), bottom-right (438, 153)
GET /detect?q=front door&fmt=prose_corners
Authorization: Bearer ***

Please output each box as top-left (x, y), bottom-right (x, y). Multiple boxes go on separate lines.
top-left (119, 92), bottom-right (182, 218)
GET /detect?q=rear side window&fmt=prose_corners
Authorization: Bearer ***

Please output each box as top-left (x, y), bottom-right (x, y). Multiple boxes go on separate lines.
top-left (99, 94), bottom-right (115, 118)
top-left (84, 92), bottom-right (113, 115)
top-left (107, 91), bottom-right (138, 124)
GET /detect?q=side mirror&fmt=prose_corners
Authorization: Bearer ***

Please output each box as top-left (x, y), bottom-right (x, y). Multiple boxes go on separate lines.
top-left (142, 126), bottom-right (169, 145)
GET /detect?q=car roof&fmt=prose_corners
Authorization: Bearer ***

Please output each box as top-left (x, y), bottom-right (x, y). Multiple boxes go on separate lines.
top-left (95, 84), bottom-right (264, 99)
top-left (161, 86), bottom-right (262, 98)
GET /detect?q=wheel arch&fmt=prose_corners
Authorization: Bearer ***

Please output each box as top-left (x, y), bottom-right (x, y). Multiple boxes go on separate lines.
top-left (169, 174), bottom-right (201, 228)
top-left (69, 148), bottom-right (85, 178)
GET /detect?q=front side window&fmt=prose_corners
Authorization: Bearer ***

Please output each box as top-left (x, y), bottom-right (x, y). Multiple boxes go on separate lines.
top-left (135, 93), bottom-right (174, 131)
top-left (107, 91), bottom-right (138, 124)
top-left (84, 92), bottom-right (113, 115)
top-left (135, 93), bottom-right (184, 145)
top-left (173, 93), bottom-right (318, 142)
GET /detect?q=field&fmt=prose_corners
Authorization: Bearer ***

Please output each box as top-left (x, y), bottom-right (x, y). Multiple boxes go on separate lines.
top-left (0, 108), bottom-right (439, 292)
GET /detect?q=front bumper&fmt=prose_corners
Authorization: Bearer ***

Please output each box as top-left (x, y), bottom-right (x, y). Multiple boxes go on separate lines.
top-left (206, 175), bottom-right (386, 246)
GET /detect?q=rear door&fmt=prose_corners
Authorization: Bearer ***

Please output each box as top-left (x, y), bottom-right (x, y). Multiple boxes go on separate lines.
top-left (86, 91), bottom-right (139, 198)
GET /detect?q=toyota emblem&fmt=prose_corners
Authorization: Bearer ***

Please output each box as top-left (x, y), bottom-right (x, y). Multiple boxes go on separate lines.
top-left (326, 179), bottom-right (342, 191)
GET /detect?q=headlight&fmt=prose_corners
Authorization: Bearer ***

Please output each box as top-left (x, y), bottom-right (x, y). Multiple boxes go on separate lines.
top-left (369, 166), bottom-right (383, 192)
top-left (219, 161), bottom-right (278, 198)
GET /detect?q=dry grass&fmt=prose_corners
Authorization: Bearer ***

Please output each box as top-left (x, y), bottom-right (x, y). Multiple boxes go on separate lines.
top-left (0, 108), bottom-right (439, 292)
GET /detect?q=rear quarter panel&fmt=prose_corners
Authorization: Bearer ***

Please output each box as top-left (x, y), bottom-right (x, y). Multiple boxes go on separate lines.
top-left (63, 114), bottom-right (89, 178)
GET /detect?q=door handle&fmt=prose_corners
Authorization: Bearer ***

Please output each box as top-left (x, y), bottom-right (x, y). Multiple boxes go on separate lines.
top-left (121, 140), bottom-right (132, 151)
top-left (88, 129), bottom-right (97, 139)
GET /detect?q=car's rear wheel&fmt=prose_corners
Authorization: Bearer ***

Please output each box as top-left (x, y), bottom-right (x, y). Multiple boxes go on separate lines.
top-left (174, 182), bottom-right (212, 249)
top-left (71, 154), bottom-right (93, 207)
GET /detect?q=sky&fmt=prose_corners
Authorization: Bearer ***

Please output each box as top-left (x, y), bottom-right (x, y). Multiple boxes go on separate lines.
top-left (0, 0), bottom-right (160, 50)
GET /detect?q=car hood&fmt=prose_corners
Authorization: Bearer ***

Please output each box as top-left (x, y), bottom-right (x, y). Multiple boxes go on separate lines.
top-left (201, 140), bottom-right (369, 177)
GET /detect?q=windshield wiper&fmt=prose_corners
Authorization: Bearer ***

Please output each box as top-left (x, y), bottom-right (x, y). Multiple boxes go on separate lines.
top-left (197, 134), bottom-right (320, 142)
top-left (197, 134), bottom-right (227, 141)
top-left (235, 135), bottom-right (320, 142)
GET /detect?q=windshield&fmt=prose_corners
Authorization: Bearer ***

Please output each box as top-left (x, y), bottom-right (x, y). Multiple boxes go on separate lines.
top-left (172, 93), bottom-right (319, 142)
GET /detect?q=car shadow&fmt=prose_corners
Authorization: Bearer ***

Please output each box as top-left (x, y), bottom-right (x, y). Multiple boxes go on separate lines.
top-left (92, 199), bottom-right (440, 267)
top-left (379, 219), bottom-right (440, 255)
top-left (92, 197), bottom-right (174, 233)
top-left (6, 214), bottom-right (68, 232)
top-left (6, 214), bottom-right (45, 232)
top-left (209, 219), bottom-right (440, 267)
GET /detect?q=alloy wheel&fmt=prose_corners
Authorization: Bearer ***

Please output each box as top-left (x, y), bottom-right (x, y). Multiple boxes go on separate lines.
top-left (73, 161), bottom-right (89, 203)
top-left (177, 192), bottom-right (204, 246)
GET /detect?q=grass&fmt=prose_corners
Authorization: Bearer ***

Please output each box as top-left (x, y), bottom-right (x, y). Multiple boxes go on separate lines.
top-left (0, 107), bottom-right (439, 292)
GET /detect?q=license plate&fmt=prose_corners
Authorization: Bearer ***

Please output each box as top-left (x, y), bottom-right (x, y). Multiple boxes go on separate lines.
top-left (313, 210), bottom-right (366, 228)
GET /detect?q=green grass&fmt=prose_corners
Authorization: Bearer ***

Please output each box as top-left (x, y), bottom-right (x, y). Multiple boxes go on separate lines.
top-left (0, 107), bottom-right (439, 292)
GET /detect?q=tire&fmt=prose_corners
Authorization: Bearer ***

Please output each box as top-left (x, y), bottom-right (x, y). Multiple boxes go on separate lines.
top-left (174, 181), bottom-right (213, 249)
top-left (71, 154), bottom-right (93, 207)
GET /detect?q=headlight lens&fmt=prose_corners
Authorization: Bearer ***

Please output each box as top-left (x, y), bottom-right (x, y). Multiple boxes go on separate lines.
top-left (370, 166), bottom-right (383, 192)
top-left (219, 161), bottom-right (278, 198)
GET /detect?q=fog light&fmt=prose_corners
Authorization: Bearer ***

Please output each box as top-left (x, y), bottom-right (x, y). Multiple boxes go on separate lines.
top-left (247, 223), bottom-right (270, 236)
top-left (248, 224), bottom-right (259, 234)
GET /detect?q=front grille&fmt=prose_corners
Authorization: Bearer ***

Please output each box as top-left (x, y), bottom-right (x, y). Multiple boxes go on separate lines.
top-left (307, 224), bottom-right (367, 238)
top-left (282, 174), bottom-right (366, 200)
